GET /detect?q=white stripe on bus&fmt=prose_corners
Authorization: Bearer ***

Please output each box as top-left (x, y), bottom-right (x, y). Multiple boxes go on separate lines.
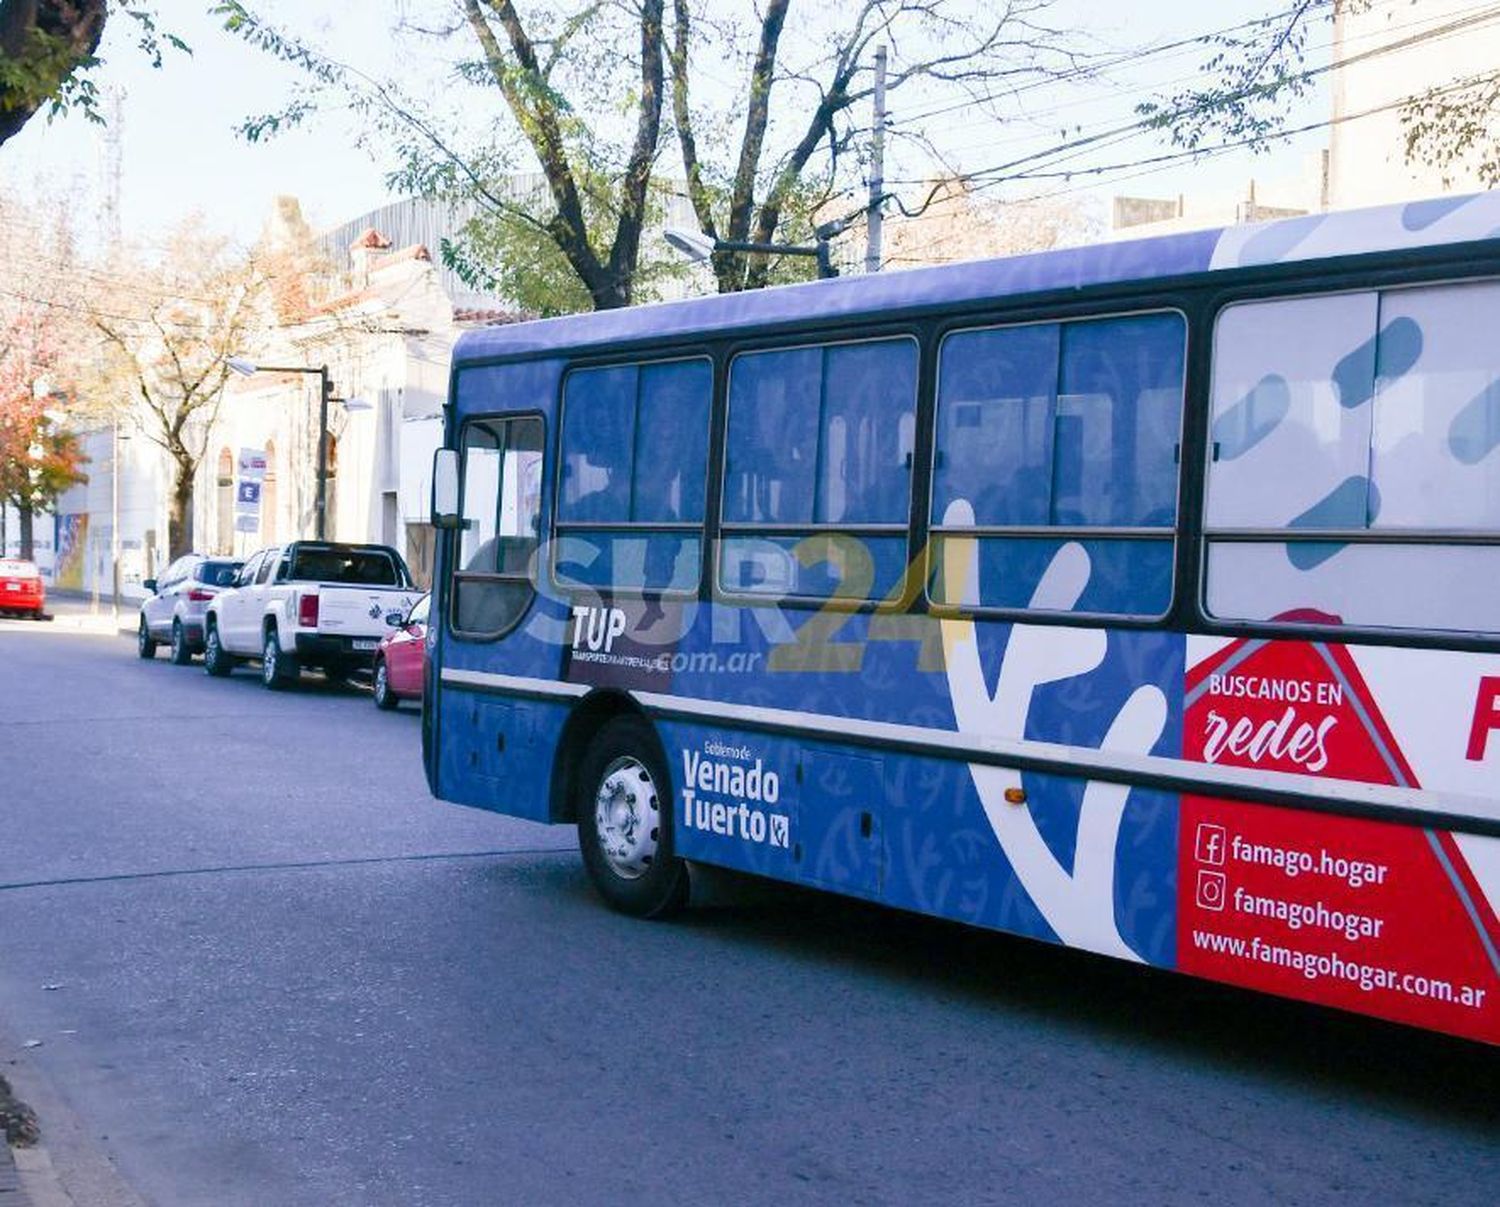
top-left (438, 668), bottom-right (1500, 827)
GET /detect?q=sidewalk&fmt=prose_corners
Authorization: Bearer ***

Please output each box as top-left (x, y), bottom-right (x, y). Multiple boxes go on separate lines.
top-left (0, 1073), bottom-right (35, 1207)
top-left (0, 1142), bottom-right (30, 1206)
top-left (34, 592), bottom-right (135, 638)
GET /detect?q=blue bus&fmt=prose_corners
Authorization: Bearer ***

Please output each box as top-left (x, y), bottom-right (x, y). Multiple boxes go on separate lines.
top-left (425, 192), bottom-right (1500, 1045)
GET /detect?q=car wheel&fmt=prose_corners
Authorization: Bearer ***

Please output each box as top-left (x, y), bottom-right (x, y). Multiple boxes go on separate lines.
top-left (203, 623), bottom-right (233, 677)
top-left (169, 620), bottom-right (193, 665)
top-left (261, 628), bottom-right (298, 690)
top-left (372, 659), bottom-right (398, 710)
top-left (575, 715), bottom-right (688, 918)
top-left (137, 616), bottom-right (157, 659)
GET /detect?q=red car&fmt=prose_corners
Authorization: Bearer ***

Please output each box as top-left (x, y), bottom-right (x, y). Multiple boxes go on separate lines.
top-left (0, 558), bottom-right (46, 619)
top-left (372, 593), bottom-right (428, 709)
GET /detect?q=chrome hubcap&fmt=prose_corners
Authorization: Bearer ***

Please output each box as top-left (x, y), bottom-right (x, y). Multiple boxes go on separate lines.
top-left (593, 757), bottom-right (660, 880)
top-left (375, 664), bottom-right (387, 699)
top-left (263, 640), bottom-right (276, 681)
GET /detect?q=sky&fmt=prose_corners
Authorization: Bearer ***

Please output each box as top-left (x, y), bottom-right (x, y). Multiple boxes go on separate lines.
top-left (0, 0), bottom-right (1347, 253)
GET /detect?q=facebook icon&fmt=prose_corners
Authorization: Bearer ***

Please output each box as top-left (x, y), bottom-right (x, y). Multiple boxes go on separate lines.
top-left (1195, 823), bottom-right (1227, 866)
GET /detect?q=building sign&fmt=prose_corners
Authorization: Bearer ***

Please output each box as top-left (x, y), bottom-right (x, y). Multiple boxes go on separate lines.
top-left (237, 448), bottom-right (267, 480)
top-left (235, 447), bottom-right (267, 536)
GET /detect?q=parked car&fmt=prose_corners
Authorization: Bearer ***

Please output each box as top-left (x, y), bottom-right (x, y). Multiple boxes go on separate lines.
top-left (373, 593), bottom-right (429, 709)
top-left (137, 555), bottom-right (244, 664)
top-left (203, 540), bottom-right (421, 689)
top-left (0, 558), bottom-right (45, 619)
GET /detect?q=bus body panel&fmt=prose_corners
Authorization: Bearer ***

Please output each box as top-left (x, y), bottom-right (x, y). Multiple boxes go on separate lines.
top-left (430, 190), bottom-right (1500, 1045)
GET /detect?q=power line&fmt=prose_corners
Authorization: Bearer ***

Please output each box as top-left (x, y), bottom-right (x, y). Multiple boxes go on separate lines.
top-left (897, 0), bottom-right (1499, 166)
top-left (887, 0), bottom-right (1340, 130)
top-left (884, 2), bottom-right (1500, 202)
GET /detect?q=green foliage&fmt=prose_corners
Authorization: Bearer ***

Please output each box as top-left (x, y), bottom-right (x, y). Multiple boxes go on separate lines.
top-left (1403, 72), bottom-right (1500, 188)
top-left (1134, 1), bottom-right (1332, 152)
top-left (441, 174), bottom-right (692, 318)
top-left (0, 4), bottom-right (186, 142)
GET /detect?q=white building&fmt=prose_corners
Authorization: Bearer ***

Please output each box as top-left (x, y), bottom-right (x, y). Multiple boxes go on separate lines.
top-left (1113, 0), bottom-right (1496, 238)
top-left (35, 198), bottom-right (525, 600)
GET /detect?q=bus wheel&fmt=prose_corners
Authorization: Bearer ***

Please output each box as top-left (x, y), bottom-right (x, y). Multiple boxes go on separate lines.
top-left (576, 716), bottom-right (688, 918)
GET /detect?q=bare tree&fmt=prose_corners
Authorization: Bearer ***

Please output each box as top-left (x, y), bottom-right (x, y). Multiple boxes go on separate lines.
top-left (86, 225), bottom-right (268, 559)
top-left (880, 176), bottom-right (1100, 268)
top-left (669, 1), bottom-right (1088, 291)
top-left (220, 1), bottom-right (1094, 308)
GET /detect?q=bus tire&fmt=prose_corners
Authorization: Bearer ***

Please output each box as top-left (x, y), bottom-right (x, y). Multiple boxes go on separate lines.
top-left (575, 715), bottom-right (688, 919)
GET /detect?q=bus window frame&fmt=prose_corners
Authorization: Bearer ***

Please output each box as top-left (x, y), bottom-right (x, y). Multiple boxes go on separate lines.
top-left (1196, 277), bottom-right (1500, 643)
top-left (922, 305), bottom-right (1190, 626)
top-left (447, 409), bottom-right (547, 644)
top-left (548, 353), bottom-right (715, 601)
top-left (712, 330), bottom-right (924, 614)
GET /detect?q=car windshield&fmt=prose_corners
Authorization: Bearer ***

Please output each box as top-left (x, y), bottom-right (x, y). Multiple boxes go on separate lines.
top-left (198, 560), bottom-right (242, 587)
top-left (0, 560), bottom-right (39, 579)
top-left (288, 547), bottom-right (406, 586)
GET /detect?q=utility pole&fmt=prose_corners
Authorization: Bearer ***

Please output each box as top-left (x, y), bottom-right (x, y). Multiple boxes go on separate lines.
top-left (315, 365), bottom-right (331, 541)
top-left (865, 44), bottom-right (887, 275)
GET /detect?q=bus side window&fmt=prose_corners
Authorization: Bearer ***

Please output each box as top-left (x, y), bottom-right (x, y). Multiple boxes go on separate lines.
top-left (452, 415), bottom-right (544, 638)
top-left (720, 337), bottom-right (918, 603)
top-left (928, 311), bottom-right (1185, 618)
top-left (1204, 281), bottom-right (1500, 634)
top-left (553, 358), bottom-right (712, 595)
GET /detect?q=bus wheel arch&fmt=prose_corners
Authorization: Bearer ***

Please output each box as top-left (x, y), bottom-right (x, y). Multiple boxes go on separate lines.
top-left (548, 690), bottom-right (647, 824)
top-left (565, 703), bottom-right (688, 918)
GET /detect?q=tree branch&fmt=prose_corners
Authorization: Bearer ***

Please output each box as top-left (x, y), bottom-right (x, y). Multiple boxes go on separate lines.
top-left (606, 0), bottom-right (665, 298)
top-left (469, 0), bottom-right (611, 302)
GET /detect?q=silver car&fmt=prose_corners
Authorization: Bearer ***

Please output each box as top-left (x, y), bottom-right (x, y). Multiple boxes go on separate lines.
top-left (137, 555), bottom-right (244, 665)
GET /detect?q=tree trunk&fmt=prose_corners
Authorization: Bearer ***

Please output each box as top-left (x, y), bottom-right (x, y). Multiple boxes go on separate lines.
top-left (167, 458), bottom-right (195, 560)
top-left (0, 0), bottom-right (109, 148)
top-left (18, 503), bottom-right (34, 561)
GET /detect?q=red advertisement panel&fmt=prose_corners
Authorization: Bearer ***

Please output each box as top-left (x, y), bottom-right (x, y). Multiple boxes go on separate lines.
top-left (1180, 638), bottom-right (1500, 1045)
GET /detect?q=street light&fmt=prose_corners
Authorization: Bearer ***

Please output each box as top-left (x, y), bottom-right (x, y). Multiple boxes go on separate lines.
top-left (227, 359), bottom-right (371, 540)
top-left (663, 213), bottom-right (858, 280)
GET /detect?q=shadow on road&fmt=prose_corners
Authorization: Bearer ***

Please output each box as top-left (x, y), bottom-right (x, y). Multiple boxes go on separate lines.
top-left (651, 869), bottom-right (1500, 1133)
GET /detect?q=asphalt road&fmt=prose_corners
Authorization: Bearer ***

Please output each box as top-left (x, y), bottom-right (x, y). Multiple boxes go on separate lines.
top-left (0, 607), bottom-right (1497, 1207)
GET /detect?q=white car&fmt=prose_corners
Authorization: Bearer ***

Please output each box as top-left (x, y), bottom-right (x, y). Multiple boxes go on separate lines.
top-left (202, 541), bottom-right (421, 689)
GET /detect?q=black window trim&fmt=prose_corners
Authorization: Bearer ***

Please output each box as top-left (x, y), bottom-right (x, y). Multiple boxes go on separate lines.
top-left (550, 353), bottom-right (714, 601)
top-left (449, 410), bottom-right (547, 643)
top-left (714, 331), bottom-right (924, 610)
top-left (922, 305), bottom-right (1190, 625)
top-left (1199, 278), bottom-right (1500, 642)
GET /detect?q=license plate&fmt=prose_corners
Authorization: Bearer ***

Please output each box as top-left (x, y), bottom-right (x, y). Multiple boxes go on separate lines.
top-left (4, 583), bottom-right (18, 591)
top-left (352, 639), bottom-right (377, 651)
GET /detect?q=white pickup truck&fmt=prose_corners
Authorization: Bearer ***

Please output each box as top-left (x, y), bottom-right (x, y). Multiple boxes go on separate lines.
top-left (203, 541), bottom-right (422, 689)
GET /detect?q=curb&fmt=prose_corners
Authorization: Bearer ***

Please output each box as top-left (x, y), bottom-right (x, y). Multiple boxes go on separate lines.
top-left (0, 1141), bottom-right (32, 1207)
top-left (0, 1073), bottom-right (37, 1207)
top-left (0, 1057), bottom-right (145, 1207)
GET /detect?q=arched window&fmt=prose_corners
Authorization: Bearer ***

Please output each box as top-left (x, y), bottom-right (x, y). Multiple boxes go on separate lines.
top-left (325, 433), bottom-right (338, 540)
top-left (261, 439), bottom-right (278, 545)
top-left (215, 448), bottom-right (234, 554)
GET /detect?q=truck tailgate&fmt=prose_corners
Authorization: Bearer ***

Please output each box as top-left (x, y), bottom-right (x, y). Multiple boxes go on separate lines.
top-left (317, 586), bottom-right (420, 641)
